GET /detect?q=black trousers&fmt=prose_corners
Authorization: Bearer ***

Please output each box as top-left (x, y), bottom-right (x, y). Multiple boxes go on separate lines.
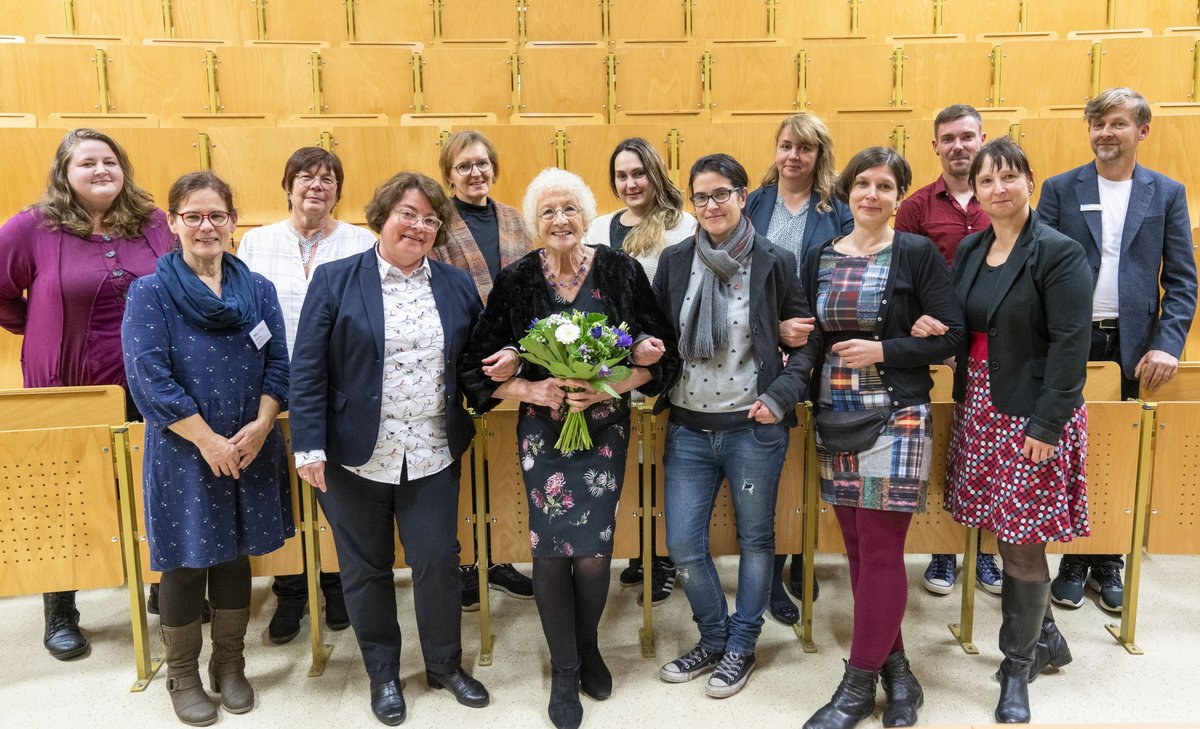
top-left (1061, 325), bottom-right (1138, 571)
top-left (316, 461), bottom-right (463, 684)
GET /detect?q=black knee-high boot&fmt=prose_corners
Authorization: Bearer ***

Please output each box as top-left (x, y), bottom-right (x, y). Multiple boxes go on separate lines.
top-left (996, 575), bottom-right (1051, 723)
top-left (1027, 601), bottom-right (1072, 682)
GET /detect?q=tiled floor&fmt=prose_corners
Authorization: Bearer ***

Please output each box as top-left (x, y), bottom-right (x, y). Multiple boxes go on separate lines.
top-left (2, 553), bottom-right (1197, 728)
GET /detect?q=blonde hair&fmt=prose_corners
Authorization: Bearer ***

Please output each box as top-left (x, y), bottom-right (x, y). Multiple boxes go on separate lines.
top-left (38, 128), bottom-right (157, 239)
top-left (760, 114), bottom-right (837, 215)
top-left (607, 138), bottom-right (685, 259)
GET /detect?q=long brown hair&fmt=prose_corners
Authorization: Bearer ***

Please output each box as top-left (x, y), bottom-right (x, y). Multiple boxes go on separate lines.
top-left (38, 128), bottom-right (157, 239)
top-left (608, 138), bottom-right (684, 259)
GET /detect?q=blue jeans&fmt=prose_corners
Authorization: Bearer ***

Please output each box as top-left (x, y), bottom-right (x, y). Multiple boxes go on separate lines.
top-left (663, 422), bottom-right (789, 654)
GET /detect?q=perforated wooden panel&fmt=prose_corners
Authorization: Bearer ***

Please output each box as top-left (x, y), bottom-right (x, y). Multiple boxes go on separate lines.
top-left (1147, 402), bottom-right (1200, 554)
top-left (1049, 401), bottom-right (1141, 554)
top-left (651, 409), bottom-right (807, 556)
top-left (487, 404), bottom-right (641, 563)
top-left (0, 426), bottom-right (123, 596)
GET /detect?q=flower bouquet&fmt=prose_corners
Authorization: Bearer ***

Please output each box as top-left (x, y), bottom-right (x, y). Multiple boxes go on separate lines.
top-left (518, 311), bottom-right (633, 453)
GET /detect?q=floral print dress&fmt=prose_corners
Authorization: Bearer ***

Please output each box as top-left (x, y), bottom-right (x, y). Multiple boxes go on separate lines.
top-left (520, 272), bottom-right (631, 558)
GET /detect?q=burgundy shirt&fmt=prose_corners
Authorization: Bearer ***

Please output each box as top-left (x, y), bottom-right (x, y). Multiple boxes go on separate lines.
top-left (894, 175), bottom-right (990, 266)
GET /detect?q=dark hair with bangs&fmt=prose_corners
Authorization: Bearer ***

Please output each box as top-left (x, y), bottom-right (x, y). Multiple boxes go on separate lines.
top-left (967, 137), bottom-right (1033, 191)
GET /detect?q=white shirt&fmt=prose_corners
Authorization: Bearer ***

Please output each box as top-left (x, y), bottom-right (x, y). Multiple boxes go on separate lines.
top-left (1093, 176), bottom-right (1133, 319)
top-left (295, 254), bottom-right (452, 484)
top-left (237, 219), bottom-right (376, 358)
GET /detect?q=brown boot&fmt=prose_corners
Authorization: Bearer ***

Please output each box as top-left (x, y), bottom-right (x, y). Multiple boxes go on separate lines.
top-left (208, 607), bottom-right (255, 713)
top-left (161, 620), bottom-right (217, 726)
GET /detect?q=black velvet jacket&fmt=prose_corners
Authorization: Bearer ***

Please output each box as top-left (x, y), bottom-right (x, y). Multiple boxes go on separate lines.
top-left (457, 245), bottom-right (680, 413)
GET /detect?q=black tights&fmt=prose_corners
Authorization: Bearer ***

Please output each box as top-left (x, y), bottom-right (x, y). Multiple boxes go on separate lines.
top-left (159, 555), bottom-right (251, 627)
top-left (997, 541), bottom-right (1049, 583)
top-left (532, 556), bottom-right (612, 668)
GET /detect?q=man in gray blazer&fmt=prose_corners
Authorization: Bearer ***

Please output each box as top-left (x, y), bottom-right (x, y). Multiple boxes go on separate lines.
top-left (1037, 87), bottom-right (1198, 614)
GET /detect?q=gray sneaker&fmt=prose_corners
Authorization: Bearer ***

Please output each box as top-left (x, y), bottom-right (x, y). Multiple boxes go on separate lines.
top-left (660, 644), bottom-right (722, 683)
top-left (705, 651), bottom-right (756, 698)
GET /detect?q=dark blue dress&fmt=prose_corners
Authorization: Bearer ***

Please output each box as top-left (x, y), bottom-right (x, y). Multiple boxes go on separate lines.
top-left (123, 272), bottom-right (294, 571)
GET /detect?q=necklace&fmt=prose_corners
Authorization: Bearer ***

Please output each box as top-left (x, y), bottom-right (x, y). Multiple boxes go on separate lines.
top-left (539, 248), bottom-right (589, 291)
top-left (288, 221), bottom-right (331, 267)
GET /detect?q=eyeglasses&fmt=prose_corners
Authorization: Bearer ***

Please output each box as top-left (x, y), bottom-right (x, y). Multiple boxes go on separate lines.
top-left (453, 159), bottom-right (493, 176)
top-left (538, 205), bottom-right (580, 221)
top-left (295, 173), bottom-right (337, 189)
top-left (175, 211), bottom-right (232, 227)
top-left (689, 187), bottom-right (742, 207)
top-left (393, 207), bottom-right (443, 231)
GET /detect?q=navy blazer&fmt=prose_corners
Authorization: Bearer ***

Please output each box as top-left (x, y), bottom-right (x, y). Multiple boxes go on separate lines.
top-left (1037, 162), bottom-right (1197, 378)
top-left (651, 233), bottom-right (811, 427)
top-left (951, 214), bottom-right (1093, 445)
top-left (289, 248), bottom-right (482, 467)
top-left (744, 184), bottom-right (855, 265)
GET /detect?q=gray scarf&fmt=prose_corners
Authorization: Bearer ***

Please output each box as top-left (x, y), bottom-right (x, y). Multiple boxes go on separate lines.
top-left (681, 215), bottom-right (755, 360)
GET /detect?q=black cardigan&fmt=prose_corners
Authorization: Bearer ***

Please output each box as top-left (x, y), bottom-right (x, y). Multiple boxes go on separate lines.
top-left (792, 231), bottom-right (966, 408)
top-left (457, 245), bottom-right (679, 413)
top-left (951, 213), bottom-right (1093, 444)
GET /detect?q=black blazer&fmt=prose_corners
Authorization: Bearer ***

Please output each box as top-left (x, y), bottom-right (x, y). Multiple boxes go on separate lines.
top-left (458, 245), bottom-right (679, 413)
top-left (792, 231), bottom-right (965, 409)
top-left (289, 248), bottom-right (482, 466)
top-left (652, 233), bottom-right (811, 427)
top-left (951, 213), bottom-right (1093, 445)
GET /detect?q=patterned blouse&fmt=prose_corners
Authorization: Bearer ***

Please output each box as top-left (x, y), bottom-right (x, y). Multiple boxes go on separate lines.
top-left (347, 252), bottom-right (452, 483)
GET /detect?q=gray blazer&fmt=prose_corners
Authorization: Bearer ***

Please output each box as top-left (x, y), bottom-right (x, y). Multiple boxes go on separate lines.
top-left (1037, 162), bottom-right (1197, 378)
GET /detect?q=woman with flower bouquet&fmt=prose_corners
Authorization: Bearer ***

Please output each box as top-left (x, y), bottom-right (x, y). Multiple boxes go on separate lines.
top-left (459, 168), bottom-right (677, 729)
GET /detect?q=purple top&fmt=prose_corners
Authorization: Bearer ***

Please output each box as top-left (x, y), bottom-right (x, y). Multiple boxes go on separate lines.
top-left (0, 207), bottom-right (174, 388)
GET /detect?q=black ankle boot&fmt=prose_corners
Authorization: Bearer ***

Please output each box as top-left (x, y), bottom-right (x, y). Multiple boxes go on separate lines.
top-left (880, 651), bottom-right (923, 727)
top-left (803, 660), bottom-right (878, 729)
top-left (995, 574), bottom-right (1050, 723)
top-left (548, 663), bottom-right (583, 729)
top-left (577, 640), bottom-right (611, 700)
top-left (43, 591), bottom-right (88, 660)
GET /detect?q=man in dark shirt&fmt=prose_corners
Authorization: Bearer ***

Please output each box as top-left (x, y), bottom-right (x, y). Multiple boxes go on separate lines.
top-left (895, 104), bottom-right (1004, 598)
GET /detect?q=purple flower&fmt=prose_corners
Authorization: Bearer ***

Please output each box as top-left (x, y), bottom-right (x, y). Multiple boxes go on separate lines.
top-left (577, 344), bottom-right (589, 357)
top-left (529, 317), bottom-right (540, 329)
top-left (592, 290), bottom-right (602, 300)
top-left (598, 365), bottom-right (611, 378)
top-left (530, 531), bottom-right (540, 548)
top-left (545, 472), bottom-right (566, 497)
top-left (590, 325), bottom-right (603, 338)
top-left (531, 489), bottom-right (545, 508)
top-left (561, 541), bottom-right (574, 556)
top-left (598, 445), bottom-right (613, 458)
top-left (615, 329), bottom-right (633, 348)
top-left (562, 493), bottom-right (575, 509)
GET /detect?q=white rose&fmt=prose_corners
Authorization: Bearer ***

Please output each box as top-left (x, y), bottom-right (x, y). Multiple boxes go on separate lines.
top-left (555, 323), bottom-right (581, 344)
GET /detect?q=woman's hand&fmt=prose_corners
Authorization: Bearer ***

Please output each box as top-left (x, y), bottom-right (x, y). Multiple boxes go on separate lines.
top-left (198, 432), bottom-right (242, 479)
top-left (779, 317), bottom-right (816, 348)
top-left (561, 378), bottom-right (613, 412)
top-left (523, 377), bottom-right (569, 413)
top-left (482, 348), bottom-right (520, 382)
top-left (910, 315), bottom-right (949, 338)
top-left (747, 400), bottom-right (779, 424)
top-left (229, 418), bottom-right (272, 468)
top-left (631, 337), bottom-right (666, 366)
top-left (1021, 435), bottom-right (1058, 464)
top-left (830, 339), bottom-right (885, 369)
top-left (298, 461), bottom-right (327, 492)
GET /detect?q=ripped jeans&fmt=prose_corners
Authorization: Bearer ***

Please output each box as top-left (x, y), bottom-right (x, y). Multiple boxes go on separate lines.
top-left (663, 422), bottom-right (788, 655)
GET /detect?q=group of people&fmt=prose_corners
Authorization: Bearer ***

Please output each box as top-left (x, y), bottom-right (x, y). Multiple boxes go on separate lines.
top-left (0, 84), bottom-right (1193, 729)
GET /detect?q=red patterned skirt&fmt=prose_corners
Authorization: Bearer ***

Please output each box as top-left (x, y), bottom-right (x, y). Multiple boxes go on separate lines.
top-left (945, 335), bottom-right (1090, 545)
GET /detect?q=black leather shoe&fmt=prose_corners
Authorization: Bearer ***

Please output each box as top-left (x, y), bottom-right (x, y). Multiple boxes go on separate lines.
top-left (370, 679), bottom-right (407, 726)
top-left (43, 591), bottom-right (88, 660)
top-left (427, 667), bottom-right (490, 708)
top-left (268, 599), bottom-right (305, 644)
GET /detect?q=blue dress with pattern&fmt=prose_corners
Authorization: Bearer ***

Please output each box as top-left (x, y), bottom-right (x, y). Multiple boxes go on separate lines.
top-left (122, 272), bottom-right (295, 571)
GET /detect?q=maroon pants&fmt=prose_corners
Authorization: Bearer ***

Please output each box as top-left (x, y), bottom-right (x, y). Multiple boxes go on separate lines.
top-left (833, 505), bottom-right (913, 672)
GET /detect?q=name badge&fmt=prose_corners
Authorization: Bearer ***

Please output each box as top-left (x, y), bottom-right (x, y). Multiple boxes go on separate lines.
top-left (249, 320), bottom-right (272, 350)
top-left (1080, 203), bottom-right (1103, 212)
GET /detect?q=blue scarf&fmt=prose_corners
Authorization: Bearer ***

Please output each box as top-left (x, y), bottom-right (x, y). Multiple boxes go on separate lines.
top-left (155, 250), bottom-right (260, 330)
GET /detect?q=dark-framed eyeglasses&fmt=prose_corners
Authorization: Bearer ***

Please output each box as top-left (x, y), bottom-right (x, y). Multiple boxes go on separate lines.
top-left (689, 187), bottom-right (742, 208)
top-left (175, 211), bottom-right (232, 227)
top-left (453, 159), bottom-right (493, 176)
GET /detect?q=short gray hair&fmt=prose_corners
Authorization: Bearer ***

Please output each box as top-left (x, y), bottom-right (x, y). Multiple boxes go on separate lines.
top-left (521, 167), bottom-right (597, 238)
top-left (1085, 87), bottom-right (1151, 127)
